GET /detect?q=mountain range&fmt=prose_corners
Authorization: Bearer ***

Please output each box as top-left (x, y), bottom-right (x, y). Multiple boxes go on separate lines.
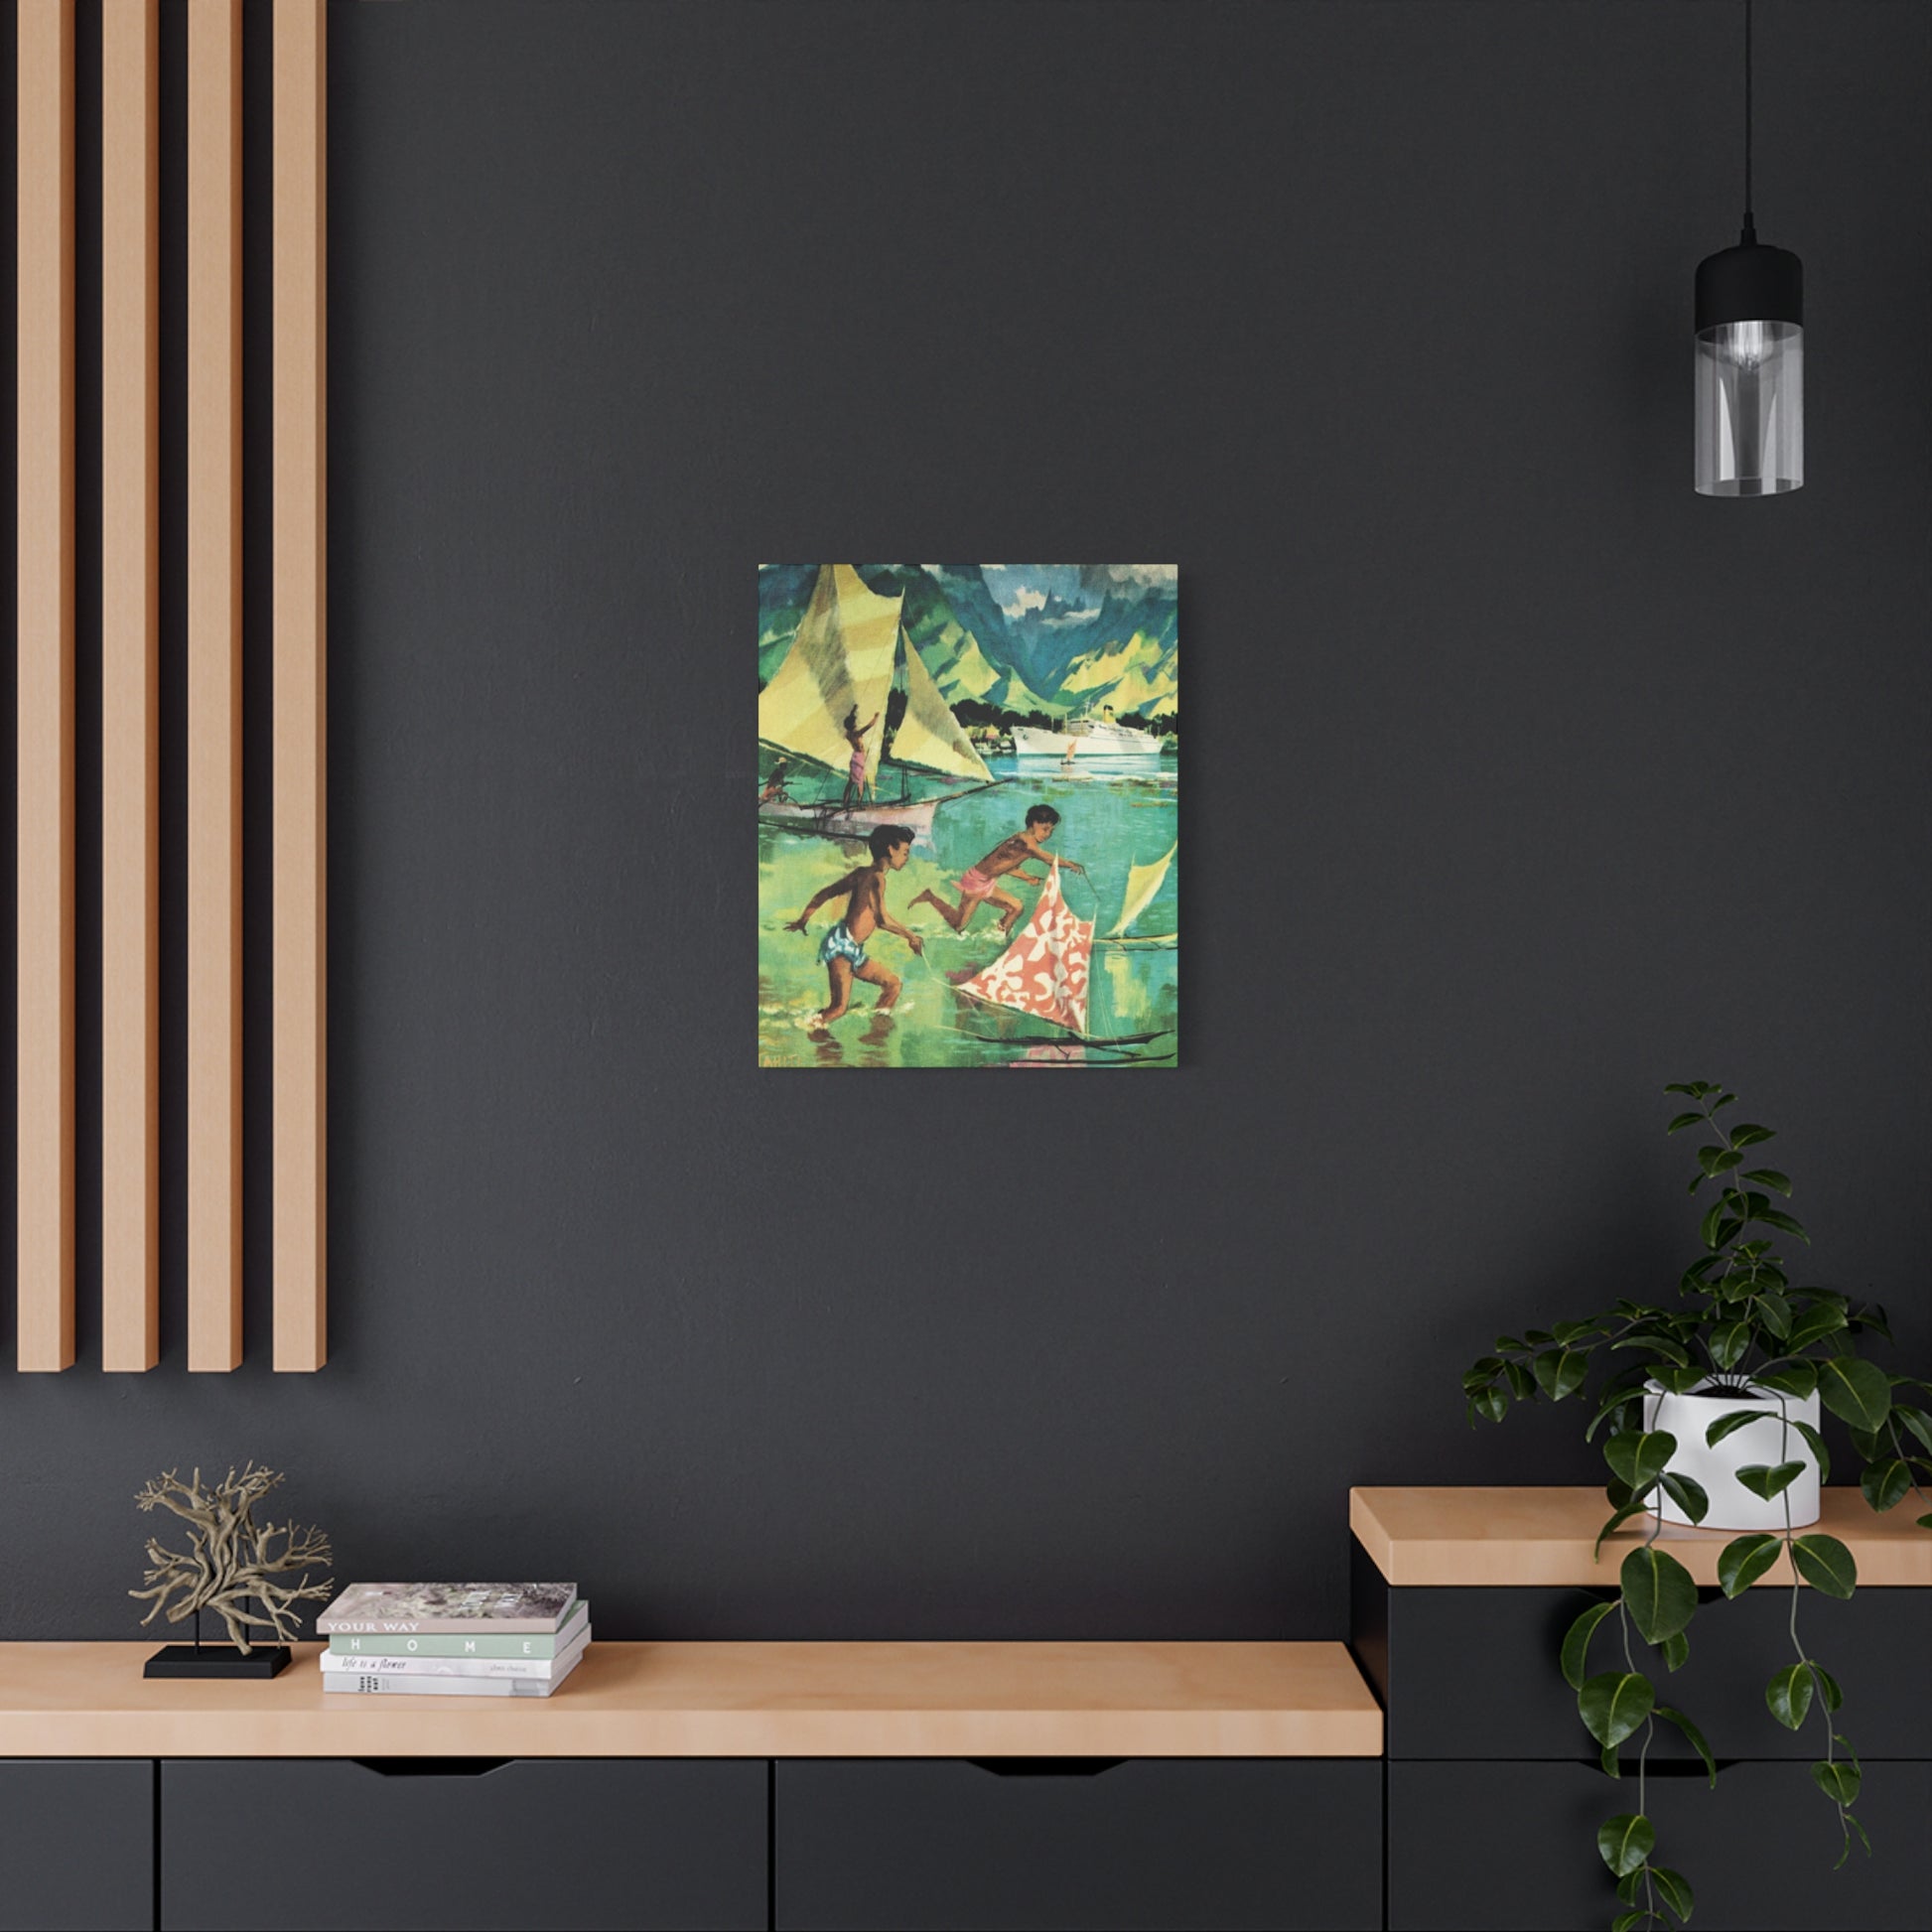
top-left (757, 564), bottom-right (1178, 721)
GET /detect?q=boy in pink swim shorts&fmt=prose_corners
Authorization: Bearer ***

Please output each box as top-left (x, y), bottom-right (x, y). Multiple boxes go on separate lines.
top-left (911, 804), bottom-right (1086, 938)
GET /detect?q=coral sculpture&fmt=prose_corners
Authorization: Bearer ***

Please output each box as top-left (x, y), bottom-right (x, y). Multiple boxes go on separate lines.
top-left (130, 1465), bottom-right (334, 1653)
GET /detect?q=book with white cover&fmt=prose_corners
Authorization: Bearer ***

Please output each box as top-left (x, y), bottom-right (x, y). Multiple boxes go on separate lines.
top-left (324, 1646), bottom-right (586, 1698)
top-left (320, 1629), bottom-right (590, 1681)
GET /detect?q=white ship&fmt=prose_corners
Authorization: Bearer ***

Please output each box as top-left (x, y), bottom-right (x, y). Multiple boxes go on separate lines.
top-left (1010, 705), bottom-right (1163, 759)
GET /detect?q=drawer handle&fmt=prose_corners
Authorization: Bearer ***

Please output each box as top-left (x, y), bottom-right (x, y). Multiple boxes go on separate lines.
top-left (967, 1758), bottom-right (1126, 1777)
top-left (351, 1757), bottom-right (512, 1778)
top-left (1606, 1758), bottom-right (1739, 1778)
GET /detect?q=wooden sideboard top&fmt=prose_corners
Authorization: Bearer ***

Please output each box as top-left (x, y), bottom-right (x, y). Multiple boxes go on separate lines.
top-left (1351, 1485), bottom-right (1932, 1587)
top-left (0, 1640), bottom-right (1383, 1758)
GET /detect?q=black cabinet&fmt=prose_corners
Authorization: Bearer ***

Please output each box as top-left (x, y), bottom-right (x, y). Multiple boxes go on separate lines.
top-left (1351, 1539), bottom-right (1932, 1761)
top-left (159, 1758), bottom-right (766, 1931)
top-left (1389, 1758), bottom-right (1932, 1931)
top-left (0, 1760), bottom-right (153, 1932)
top-left (1356, 1534), bottom-right (1932, 1932)
top-left (774, 1757), bottom-right (1381, 1931)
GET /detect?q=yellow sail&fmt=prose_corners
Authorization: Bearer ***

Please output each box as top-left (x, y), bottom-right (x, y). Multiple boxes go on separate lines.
top-left (757, 565), bottom-right (901, 791)
top-left (889, 625), bottom-right (992, 782)
top-left (1109, 842), bottom-right (1175, 938)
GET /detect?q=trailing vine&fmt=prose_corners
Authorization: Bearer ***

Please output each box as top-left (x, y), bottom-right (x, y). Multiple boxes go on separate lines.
top-left (1462, 1081), bottom-right (1932, 1930)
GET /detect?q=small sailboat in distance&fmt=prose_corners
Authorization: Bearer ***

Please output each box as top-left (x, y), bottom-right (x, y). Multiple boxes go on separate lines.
top-left (1098, 841), bottom-right (1176, 949)
top-left (758, 565), bottom-right (996, 845)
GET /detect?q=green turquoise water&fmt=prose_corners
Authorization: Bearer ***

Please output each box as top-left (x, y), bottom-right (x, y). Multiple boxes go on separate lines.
top-left (758, 756), bottom-right (1178, 1068)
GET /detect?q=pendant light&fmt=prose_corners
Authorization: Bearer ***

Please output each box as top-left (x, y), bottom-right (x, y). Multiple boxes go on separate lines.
top-left (1695, 0), bottom-right (1803, 495)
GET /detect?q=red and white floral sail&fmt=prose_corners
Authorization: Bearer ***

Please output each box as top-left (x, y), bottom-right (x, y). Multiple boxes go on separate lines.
top-left (954, 866), bottom-right (1093, 1035)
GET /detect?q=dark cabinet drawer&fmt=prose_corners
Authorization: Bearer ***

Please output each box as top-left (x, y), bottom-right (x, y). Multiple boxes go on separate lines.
top-left (775, 1757), bottom-right (1380, 1931)
top-left (0, 1760), bottom-right (153, 1932)
top-left (160, 1758), bottom-right (765, 1931)
top-left (1352, 1540), bottom-right (1932, 1760)
top-left (1390, 1758), bottom-right (1932, 1931)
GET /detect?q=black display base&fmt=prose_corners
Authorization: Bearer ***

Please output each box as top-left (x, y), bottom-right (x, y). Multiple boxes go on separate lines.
top-left (144, 1644), bottom-right (291, 1680)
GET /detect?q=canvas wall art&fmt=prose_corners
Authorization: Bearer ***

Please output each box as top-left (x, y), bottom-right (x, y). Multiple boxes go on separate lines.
top-left (758, 566), bottom-right (1177, 1067)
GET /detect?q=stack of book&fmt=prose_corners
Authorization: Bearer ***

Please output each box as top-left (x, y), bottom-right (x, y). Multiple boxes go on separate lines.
top-left (316, 1584), bottom-right (590, 1698)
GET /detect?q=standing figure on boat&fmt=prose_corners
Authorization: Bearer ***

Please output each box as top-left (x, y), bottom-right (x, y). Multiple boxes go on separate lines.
top-left (786, 825), bottom-right (924, 1024)
top-left (841, 706), bottom-right (879, 808)
top-left (912, 804), bottom-right (1086, 940)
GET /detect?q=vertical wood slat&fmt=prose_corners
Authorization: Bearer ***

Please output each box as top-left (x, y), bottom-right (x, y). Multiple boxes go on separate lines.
top-left (273, 0), bottom-right (327, 1369)
top-left (101, 0), bottom-right (160, 1372)
top-left (17, 0), bottom-right (76, 1372)
top-left (188, 0), bottom-right (243, 1369)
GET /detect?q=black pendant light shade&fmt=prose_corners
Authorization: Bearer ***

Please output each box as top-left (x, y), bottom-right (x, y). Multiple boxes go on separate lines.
top-left (1695, 2), bottom-right (1803, 495)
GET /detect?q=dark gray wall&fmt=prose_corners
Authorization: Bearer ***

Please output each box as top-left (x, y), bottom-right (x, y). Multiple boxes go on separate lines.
top-left (3, 0), bottom-right (1927, 1640)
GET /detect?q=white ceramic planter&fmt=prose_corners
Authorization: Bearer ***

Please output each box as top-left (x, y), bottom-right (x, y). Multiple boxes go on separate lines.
top-left (1642, 1379), bottom-right (1822, 1531)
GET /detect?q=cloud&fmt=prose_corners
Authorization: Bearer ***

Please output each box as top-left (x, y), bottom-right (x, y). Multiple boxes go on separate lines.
top-left (1001, 586), bottom-right (1048, 619)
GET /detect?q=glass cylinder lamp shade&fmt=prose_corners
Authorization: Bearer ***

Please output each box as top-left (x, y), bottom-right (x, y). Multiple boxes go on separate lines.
top-left (1695, 239), bottom-right (1803, 495)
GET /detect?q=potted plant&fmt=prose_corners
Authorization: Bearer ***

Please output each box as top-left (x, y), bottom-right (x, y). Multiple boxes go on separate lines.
top-left (1461, 1081), bottom-right (1932, 1932)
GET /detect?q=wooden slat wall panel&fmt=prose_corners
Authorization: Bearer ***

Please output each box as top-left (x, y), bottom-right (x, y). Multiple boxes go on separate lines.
top-left (100, 0), bottom-right (160, 1372)
top-left (187, 0), bottom-right (243, 1370)
top-left (273, 0), bottom-right (327, 1369)
top-left (16, 0), bottom-right (77, 1372)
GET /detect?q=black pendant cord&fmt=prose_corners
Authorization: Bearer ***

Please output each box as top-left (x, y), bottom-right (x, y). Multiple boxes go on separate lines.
top-left (1741, 0), bottom-right (1755, 242)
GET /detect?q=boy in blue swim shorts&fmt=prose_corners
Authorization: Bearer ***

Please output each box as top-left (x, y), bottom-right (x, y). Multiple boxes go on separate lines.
top-left (785, 824), bottom-right (924, 1023)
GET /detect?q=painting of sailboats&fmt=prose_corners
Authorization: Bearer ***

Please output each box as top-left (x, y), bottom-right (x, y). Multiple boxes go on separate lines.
top-left (759, 565), bottom-right (1177, 1068)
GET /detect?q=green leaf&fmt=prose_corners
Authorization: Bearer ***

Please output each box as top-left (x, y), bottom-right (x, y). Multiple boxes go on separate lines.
top-left (1492, 1333), bottom-right (1525, 1353)
top-left (1840, 1810), bottom-right (1873, 1863)
top-left (1597, 1812), bottom-right (1654, 1877)
top-left (1790, 1418), bottom-right (1833, 1483)
top-left (1698, 1199), bottom-right (1725, 1250)
top-left (1580, 1671), bottom-right (1655, 1749)
top-left (1659, 1628), bottom-right (1690, 1673)
top-left (1468, 1385), bottom-right (1507, 1424)
top-left (1784, 1302), bottom-right (1848, 1350)
top-left (1734, 1460), bottom-right (1806, 1501)
top-left (1662, 1082), bottom-right (1705, 1096)
top-left (1812, 1758), bottom-right (1861, 1805)
top-left (1502, 1360), bottom-right (1535, 1400)
top-left (1718, 1533), bottom-right (1783, 1595)
top-left (1892, 1404), bottom-right (1932, 1455)
top-left (1611, 1913), bottom-right (1646, 1932)
top-left (1920, 1513), bottom-right (1932, 1531)
top-left (1560, 1598), bottom-right (1617, 1691)
top-left (1862, 1458), bottom-right (1913, 1513)
top-left (1585, 1377), bottom-right (1647, 1442)
top-left (1698, 1143), bottom-right (1742, 1176)
top-left (1604, 1429), bottom-right (1676, 1493)
top-left (1753, 1290), bottom-right (1794, 1338)
top-left (1757, 1207), bottom-right (1810, 1242)
top-left (1791, 1533), bottom-right (1858, 1599)
top-left (1806, 1661), bottom-right (1843, 1714)
top-left (1705, 1409), bottom-right (1769, 1449)
top-left (1650, 1363), bottom-right (1714, 1396)
top-left (1658, 1472), bottom-right (1709, 1525)
top-left (1621, 1546), bottom-right (1698, 1643)
top-left (1740, 1166), bottom-right (1792, 1194)
top-left (1817, 1356), bottom-right (1892, 1432)
top-left (1532, 1348), bottom-right (1587, 1402)
top-left (1593, 1502), bottom-right (1651, 1559)
top-left (1655, 1704), bottom-right (1717, 1785)
top-left (1615, 1868), bottom-right (1644, 1906)
top-left (1649, 1864), bottom-right (1695, 1923)
top-left (1665, 1111), bottom-right (1703, 1134)
top-left (1600, 1739), bottom-right (1620, 1778)
top-left (1727, 1122), bottom-right (1775, 1147)
top-left (1461, 1355), bottom-right (1503, 1394)
top-left (1708, 1319), bottom-right (1750, 1370)
top-left (1767, 1662), bottom-right (1815, 1729)
top-left (1755, 1361), bottom-right (1818, 1400)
